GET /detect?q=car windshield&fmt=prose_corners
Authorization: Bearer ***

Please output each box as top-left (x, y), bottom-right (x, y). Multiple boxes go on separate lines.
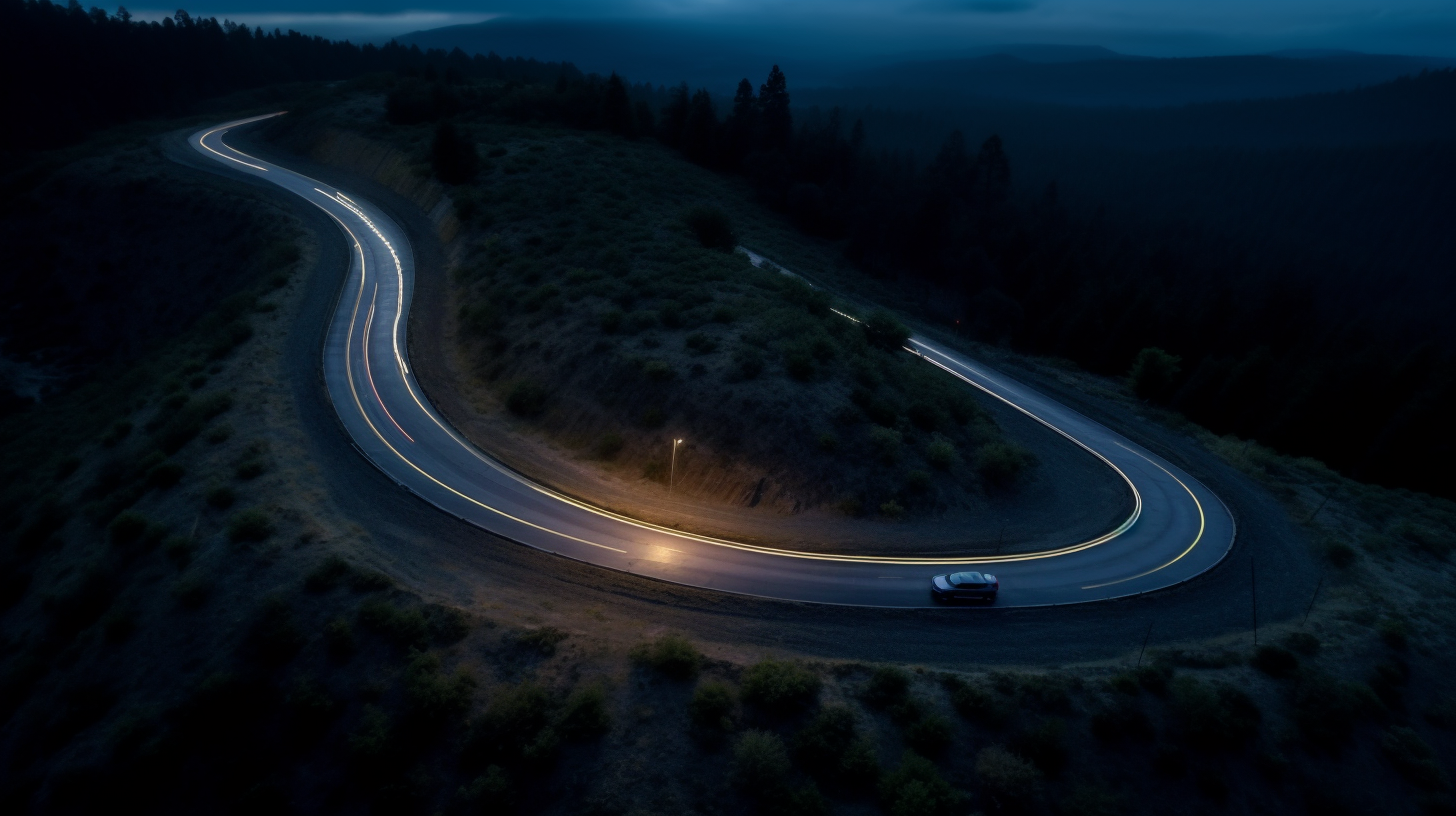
top-left (951, 572), bottom-right (984, 586)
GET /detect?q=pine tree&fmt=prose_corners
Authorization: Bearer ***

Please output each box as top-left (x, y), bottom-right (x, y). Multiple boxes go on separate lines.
top-left (977, 134), bottom-right (1010, 206)
top-left (758, 65), bottom-right (792, 151)
top-left (682, 89), bottom-right (717, 166)
top-left (659, 83), bottom-right (691, 149)
top-left (723, 78), bottom-right (759, 169)
top-left (603, 73), bottom-right (633, 137)
top-left (430, 122), bottom-right (479, 185)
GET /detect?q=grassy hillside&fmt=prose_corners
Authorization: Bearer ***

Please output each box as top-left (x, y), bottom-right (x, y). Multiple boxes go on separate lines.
top-left (257, 92), bottom-right (1143, 552)
top-left (0, 96), bottom-right (1451, 816)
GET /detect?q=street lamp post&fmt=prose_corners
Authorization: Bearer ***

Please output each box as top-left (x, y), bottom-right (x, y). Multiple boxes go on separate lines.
top-left (670, 438), bottom-right (683, 494)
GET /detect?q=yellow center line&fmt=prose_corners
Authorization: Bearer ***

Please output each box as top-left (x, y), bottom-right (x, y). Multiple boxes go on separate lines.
top-left (1080, 444), bottom-right (1207, 589)
top-left (266, 154), bottom-right (1192, 573)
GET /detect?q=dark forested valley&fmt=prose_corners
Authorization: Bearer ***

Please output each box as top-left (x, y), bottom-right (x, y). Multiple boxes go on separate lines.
top-left (5, 0), bottom-right (1455, 500)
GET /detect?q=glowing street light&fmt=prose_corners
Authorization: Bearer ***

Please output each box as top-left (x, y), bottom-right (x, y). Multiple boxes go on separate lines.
top-left (670, 438), bottom-right (684, 494)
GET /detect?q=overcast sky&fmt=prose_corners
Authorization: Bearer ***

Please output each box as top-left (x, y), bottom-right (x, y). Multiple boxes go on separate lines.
top-left (129, 0), bottom-right (1456, 57)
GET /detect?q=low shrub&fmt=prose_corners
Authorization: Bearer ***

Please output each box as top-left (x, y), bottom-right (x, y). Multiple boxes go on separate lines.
top-left (1170, 677), bottom-right (1260, 750)
top-left (1128, 347), bottom-right (1182, 402)
top-left (643, 360), bottom-right (676, 382)
top-left (926, 437), bottom-right (958, 470)
top-left (793, 705), bottom-right (858, 779)
top-left (977, 441), bottom-right (1035, 488)
top-left (596, 432), bottom-right (624, 459)
top-left (599, 309), bottom-right (623, 333)
top-left (145, 461), bottom-right (184, 489)
top-left (862, 310), bottom-right (910, 351)
top-left (559, 683), bottom-right (612, 739)
top-left (108, 511), bottom-right (150, 546)
top-left (1090, 700), bottom-right (1154, 744)
top-left (457, 766), bottom-right (513, 811)
top-left (1378, 617), bottom-right (1411, 651)
top-left (247, 597), bottom-right (304, 666)
top-left (1060, 782), bottom-right (1124, 816)
top-left (227, 509), bottom-right (273, 543)
top-left (349, 705), bottom-right (393, 765)
top-left (285, 677), bottom-right (342, 739)
top-left (358, 599), bottom-right (430, 650)
top-left (879, 499), bottom-right (906, 520)
top-left (323, 616), bottom-right (355, 658)
top-left (732, 346), bottom-right (764, 379)
top-left (1284, 632), bottom-right (1321, 656)
top-left (506, 380), bottom-right (548, 417)
top-left (863, 666), bottom-right (912, 708)
top-left (205, 485), bottom-right (235, 509)
top-left (631, 633), bottom-right (702, 679)
top-left (906, 470), bottom-right (932, 494)
top-left (976, 745), bottom-right (1043, 813)
top-left (1291, 672), bottom-right (1382, 747)
top-left (1134, 664), bottom-right (1173, 695)
top-left (466, 681), bottom-right (558, 766)
top-left (904, 714), bottom-right (954, 758)
top-left (690, 681), bottom-right (737, 733)
top-left (349, 568), bottom-right (394, 592)
top-left (1426, 700), bottom-right (1456, 730)
top-left (869, 426), bottom-right (902, 462)
top-left (741, 660), bottom-right (822, 715)
top-left (1011, 718), bottom-right (1068, 776)
top-left (784, 348), bottom-right (816, 381)
top-left (1380, 727), bottom-right (1449, 789)
top-left (517, 625), bottom-right (569, 655)
top-left (304, 555), bottom-right (353, 593)
top-left (683, 206), bottom-right (736, 252)
top-left (1251, 644), bottom-right (1299, 678)
top-left (163, 534), bottom-right (195, 567)
top-left (944, 675), bottom-right (1013, 728)
top-left (1325, 540), bottom-right (1358, 568)
top-left (882, 752), bottom-right (968, 816)
top-left (731, 730), bottom-right (791, 796)
top-left (172, 573), bottom-right (211, 609)
top-left (404, 652), bottom-right (476, 723)
top-left (685, 332), bottom-right (718, 354)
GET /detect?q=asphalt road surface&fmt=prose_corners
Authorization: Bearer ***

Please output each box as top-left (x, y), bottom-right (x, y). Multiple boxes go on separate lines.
top-left (190, 114), bottom-right (1235, 609)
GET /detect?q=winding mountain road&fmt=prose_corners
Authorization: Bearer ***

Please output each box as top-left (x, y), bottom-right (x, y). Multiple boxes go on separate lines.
top-left (190, 113), bottom-right (1235, 608)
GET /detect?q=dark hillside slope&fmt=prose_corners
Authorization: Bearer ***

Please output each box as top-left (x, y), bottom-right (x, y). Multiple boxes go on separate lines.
top-left (0, 135), bottom-right (302, 413)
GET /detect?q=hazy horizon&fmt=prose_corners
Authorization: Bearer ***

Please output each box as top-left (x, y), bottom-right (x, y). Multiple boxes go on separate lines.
top-left (123, 2), bottom-right (1456, 59)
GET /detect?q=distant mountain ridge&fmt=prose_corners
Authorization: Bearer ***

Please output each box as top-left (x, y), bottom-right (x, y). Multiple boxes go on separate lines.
top-left (396, 17), bottom-right (1453, 107)
top-left (850, 51), bottom-right (1455, 106)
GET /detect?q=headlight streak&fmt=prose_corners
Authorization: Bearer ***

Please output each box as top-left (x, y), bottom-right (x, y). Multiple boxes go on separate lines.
top-left (315, 189), bottom-right (409, 377)
top-left (187, 115), bottom-right (1234, 606)
top-left (1078, 443), bottom-right (1207, 589)
top-left (738, 245), bottom-right (1208, 581)
top-left (362, 290), bottom-right (414, 443)
top-left (309, 190), bottom-right (627, 555)
top-left (196, 111), bottom-right (284, 171)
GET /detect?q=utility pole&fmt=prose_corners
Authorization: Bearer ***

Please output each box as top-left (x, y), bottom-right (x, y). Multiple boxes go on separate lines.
top-left (1251, 558), bottom-right (1259, 648)
top-left (1302, 569), bottom-right (1326, 627)
top-left (669, 438), bottom-right (683, 495)
top-left (1306, 493), bottom-right (1330, 523)
top-left (1137, 621), bottom-right (1153, 669)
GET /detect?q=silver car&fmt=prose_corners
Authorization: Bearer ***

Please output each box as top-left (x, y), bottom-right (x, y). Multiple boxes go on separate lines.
top-left (931, 571), bottom-right (999, 602)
